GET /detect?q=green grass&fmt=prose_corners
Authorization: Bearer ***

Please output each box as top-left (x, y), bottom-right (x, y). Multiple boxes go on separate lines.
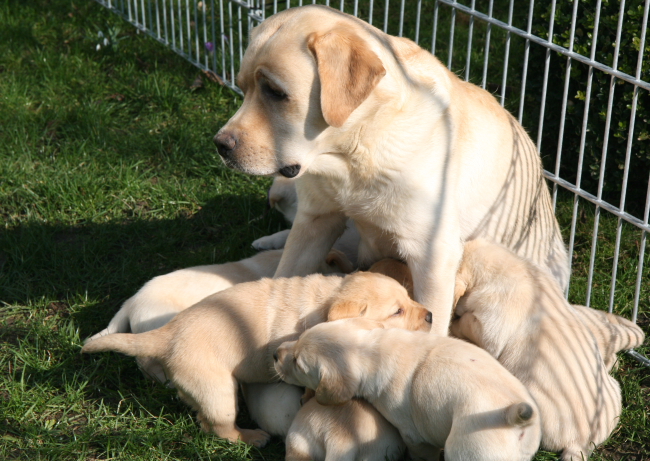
top-left (0, 0), bottom-right (648, 460)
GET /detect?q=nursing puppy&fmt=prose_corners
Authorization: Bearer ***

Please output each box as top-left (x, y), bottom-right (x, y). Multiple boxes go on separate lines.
top-left (450, 239), bottom-right (634, 460)
top-left (214, 4), bottom-right (568, 335)
top-left (82, 272), bottom-right (431, 447)
top-left (286, 397), bottom-right (405, 461)
top-left (275, 319), bottom-right (541, 461)
top-left (87, 249), bottom-right (351, 382)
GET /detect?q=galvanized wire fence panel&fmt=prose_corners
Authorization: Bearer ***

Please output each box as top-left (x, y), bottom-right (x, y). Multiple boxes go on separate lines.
top-left (95, 0), bottom-right (650, 365)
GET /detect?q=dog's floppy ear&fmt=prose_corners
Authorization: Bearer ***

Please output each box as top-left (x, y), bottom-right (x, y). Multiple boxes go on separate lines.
top-left (308, 26), bottom-right (386, 127)
top-left (315, 366), bottom-right (357, 406)
top-left (453, 269), bottom-right (470, 306)
top-left (327, 300), bottom-right (368, 321)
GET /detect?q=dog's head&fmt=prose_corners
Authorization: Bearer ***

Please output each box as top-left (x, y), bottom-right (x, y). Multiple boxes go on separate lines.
top-left (213, 5), bottom-right (387, 178)
top-left (274, 318), bottom-right (383, 405)
top-left (327, 271), bottom-right (432, 331)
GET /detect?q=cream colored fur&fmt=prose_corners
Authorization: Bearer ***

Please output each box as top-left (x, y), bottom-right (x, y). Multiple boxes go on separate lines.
top-left (285, 397), bottom-right (405, 461)
top-left (275, 318), bottom-right (541, 461)
top-left (82, 272), bottom-right (431, 447)
top-left (215, 5), bottom-right (568, 335)
top-left (450, 239), bottom-right (633, 460)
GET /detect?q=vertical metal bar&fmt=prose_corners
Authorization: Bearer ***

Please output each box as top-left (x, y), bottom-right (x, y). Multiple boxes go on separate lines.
top-left (447, 5), bottom-right (455, 70)
top-left (517, 0), bottom-right (535, 122)
top-left (499, 0), bottom-right (514, 105)
top-left (565, 0), bottom-right (602, 298)
top-left (383, 0), bottom-right (389, 33)
top-left (414, 0), bottom-right (422, 45)
top-left (186, 0), bottom-right (192, 59)
top-left (127, 0), bottom-right (133, 21)
top-left (237, 3), bottom-right (244, 65)
top-left (551, 0), bottom-right (580, 210)
top-left (585, 0), bottom-right (626, 307)
top-left (202, 0), bottom-right (209, 68)
top-left (368, 0), bottom-right (374, 26)
top-left (228, 1), bottom-right (235, 86)
top-left (398, 0), bottom-right (405, 37)
top-left (354, 0), bottom-right (359, 17)
top-left (155, 0), bottom-right (161, 39)
top-left (464, 0), bottom-right (476, 82)
top-left (481, 0), bottom-right (494, 90)
top-left (211, 0), bottom-right (217, 73)
top-left (609, 0), bottom-right (648, 313)
top-left (633, 177), bottom-right (650, 323)
top-left (194, 0), bottom-right (201, 65)
top-left (273, 0), bottom-right (277, 15)
top-left (178, 0), bottom-right (184, 54)
top-left (534, 0), bottom-right (557, 151)
top-left (431, 0), bottom-right (439, 55)
top-left (219, 0), bottom-right (226, 80)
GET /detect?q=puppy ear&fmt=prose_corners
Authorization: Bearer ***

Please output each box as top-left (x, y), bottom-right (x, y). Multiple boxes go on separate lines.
top-left (368, 259), bottom-right (414, 298)
top-left (315, 367), bottom-right (357, 406)
top-left (327, 300), bottom-right (368, 321)
top-left (308, 26), bottom-right (386, 127)
top-left (325, 249), bottom-right (354, 274)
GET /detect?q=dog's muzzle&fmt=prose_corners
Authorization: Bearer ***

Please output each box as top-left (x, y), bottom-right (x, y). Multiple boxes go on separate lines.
top-left (279, 164), bottom-right (301, 178)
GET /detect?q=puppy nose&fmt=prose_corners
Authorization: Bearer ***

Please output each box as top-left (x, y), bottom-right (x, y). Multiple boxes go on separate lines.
top-left (214, 132), bottom-right (237, 158)
top-left (279, 164), bottom-right (301, 178)
top-left (425, 312), bottom-right (432, 323)
top-left (273, 350), bottom-right (279, 362)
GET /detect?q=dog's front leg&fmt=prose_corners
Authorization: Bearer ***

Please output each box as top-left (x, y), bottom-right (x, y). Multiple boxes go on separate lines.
top-left (275, 211), bottom-right (347, 277)
top-left (409, 237), bottom-right (463, 336)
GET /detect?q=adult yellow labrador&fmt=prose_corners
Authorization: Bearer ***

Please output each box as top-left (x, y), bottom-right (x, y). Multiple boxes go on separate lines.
top-left (214, 5), bottom-right (568, 335)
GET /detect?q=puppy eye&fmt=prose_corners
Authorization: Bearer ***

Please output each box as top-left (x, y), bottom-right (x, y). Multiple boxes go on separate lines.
top-left (393, 307), bottom-right (404, 316)
top-left (262, 80), bottom-right (288, 101)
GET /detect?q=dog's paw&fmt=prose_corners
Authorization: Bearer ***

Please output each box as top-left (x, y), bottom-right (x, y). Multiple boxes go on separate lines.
top-left (252, 229), bottom-right (290, 250)
top-left (240, 428), bottom-right (271, 448)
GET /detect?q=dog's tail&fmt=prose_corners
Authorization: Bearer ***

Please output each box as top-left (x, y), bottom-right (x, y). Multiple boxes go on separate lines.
top-left (505, 402), bottom-right (535, 427)
top-left (81, 328), bottom-right (170, 358)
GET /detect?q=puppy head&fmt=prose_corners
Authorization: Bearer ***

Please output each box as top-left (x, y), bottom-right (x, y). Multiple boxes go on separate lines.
top-left (213, 5), bottom-right (386, 177)
top-left (328, 271), bottom-right (432, 331)
top-left (274, 318), bottom-right (382, 405)
top-left (368, 258), bottom-right (414, 298)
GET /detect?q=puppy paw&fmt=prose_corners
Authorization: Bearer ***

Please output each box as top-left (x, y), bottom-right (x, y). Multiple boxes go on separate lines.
top-left (240, 428), bottom-right (271, 448)
top-left (252, 230), bottom-right (290, 250)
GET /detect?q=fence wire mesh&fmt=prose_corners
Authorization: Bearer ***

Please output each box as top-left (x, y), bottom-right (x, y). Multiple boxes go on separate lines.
top-left (94, 0), bottom-right (650, 366)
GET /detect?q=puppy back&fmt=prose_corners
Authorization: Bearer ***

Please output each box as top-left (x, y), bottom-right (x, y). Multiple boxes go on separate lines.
top-left (81, 329), bottom-right (169, 358)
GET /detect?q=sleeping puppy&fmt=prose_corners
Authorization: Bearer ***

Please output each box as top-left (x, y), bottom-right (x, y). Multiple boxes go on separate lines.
top-left (214, 4), bottom-right (569, 335)
top-left (87, 248), bottom-right (351, 382)
top-left (285, 396), bottom-right (405, 461)
top-left (275, 318), bottom-right (542, 461)
top-left (450, 239), bottom-right (634, 460)
top-left (82, 272), bottom-right (432, 447)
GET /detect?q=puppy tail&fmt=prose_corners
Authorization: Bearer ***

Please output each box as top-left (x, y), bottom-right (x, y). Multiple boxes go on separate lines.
top-left (605, 313), bottom-right (645, 351)
top-left (505, 402), bottom-right (535, 427)
top-left (81, 328), bottom-right (169, 359)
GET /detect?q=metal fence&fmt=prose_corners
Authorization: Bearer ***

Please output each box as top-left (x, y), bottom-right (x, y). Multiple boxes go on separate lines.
top-left (94, 0), bottom-right (650, 366)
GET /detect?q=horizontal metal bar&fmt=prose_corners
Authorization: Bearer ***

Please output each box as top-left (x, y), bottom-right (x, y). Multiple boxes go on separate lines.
top-left (543, 170), bottom-right (650, 234)
top-left (627, 350), bottom-right (650, 367)
top-left (436, 0), bottom-right (650, 92)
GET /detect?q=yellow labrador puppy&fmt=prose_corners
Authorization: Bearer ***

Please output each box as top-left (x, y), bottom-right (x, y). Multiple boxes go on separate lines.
top-left (82, 272), bottom-right (431, 447)
top-left (275, 319), bottom-right (542, 461)
top-left (214, 4), bottom-right (568, 335)
top-left (450, 239), bottom-right (641, 460)
top-left (286, 396), bottom-right (405, 461)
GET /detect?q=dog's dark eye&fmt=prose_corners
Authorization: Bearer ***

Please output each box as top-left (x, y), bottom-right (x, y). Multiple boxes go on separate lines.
top-left (262, 80), bottom-right (288, 101)
top-left (393, 308), bottom-right (404, 316)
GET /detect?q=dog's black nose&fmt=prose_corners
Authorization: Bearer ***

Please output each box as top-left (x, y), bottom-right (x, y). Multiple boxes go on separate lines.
top-left (273, 351), bottom-right (279, 362)
top-left (425, 312), bottom-right (432, 323)
top-left (214, 132), bottom-right (237, 158)
top-left (279, 164), bottom-right (301, 178)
